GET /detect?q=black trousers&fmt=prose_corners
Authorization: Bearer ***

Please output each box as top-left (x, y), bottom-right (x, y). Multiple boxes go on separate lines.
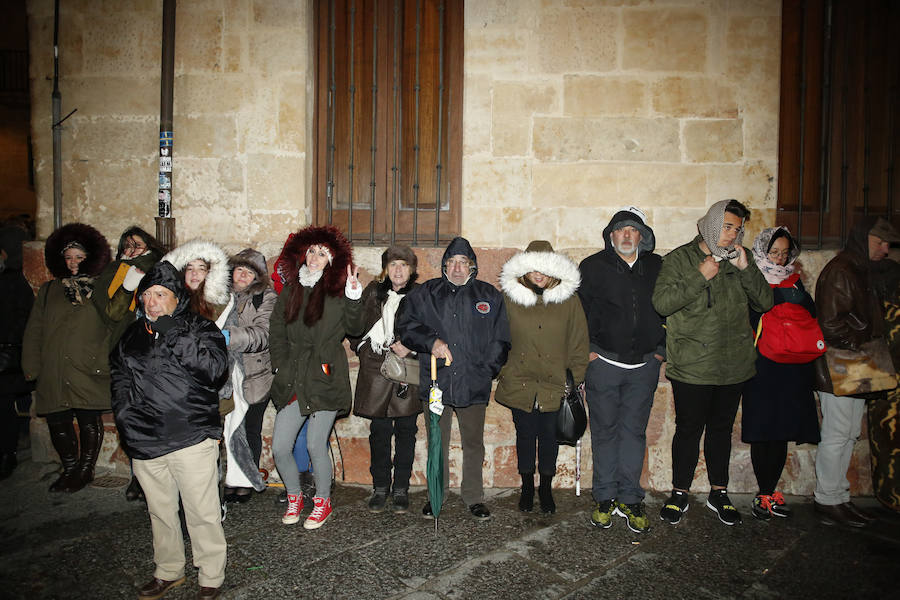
top-left (244, 400), bottom-right (269, 468)
top-left (669, 379), bottom-right (743, 490)
top-left (511, 406), bottom-right (559, 476)
top-left (750, 440), bottom-right (787, 495)
top-left (369, 414), bottom-right (418, 491)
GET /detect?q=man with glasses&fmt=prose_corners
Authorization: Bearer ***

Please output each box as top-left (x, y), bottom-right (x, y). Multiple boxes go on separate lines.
top-left (652, 199), bottom-right (773, 526)
top-left (397, 237), bottom-right (511, 521)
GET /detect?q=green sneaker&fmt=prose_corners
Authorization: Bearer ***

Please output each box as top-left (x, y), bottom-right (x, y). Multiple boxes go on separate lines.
top-left (590, 499), bottom-right (615, 529)
top-left (614, 500), bottom-right (650, 534)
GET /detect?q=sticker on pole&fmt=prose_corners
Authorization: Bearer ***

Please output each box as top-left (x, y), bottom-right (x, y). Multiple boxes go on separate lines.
top-left (159, 156), bottom-right (172, 172)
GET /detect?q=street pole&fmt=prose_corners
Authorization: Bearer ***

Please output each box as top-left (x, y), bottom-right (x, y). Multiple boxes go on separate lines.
top-left (155, 0), bottom-right (176, 250)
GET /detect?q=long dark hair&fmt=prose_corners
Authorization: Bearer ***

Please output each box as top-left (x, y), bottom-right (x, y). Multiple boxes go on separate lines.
top-left (116, 226), bottom-right (165, 260)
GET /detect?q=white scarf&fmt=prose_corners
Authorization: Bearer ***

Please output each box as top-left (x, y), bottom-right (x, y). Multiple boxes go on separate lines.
top-left (298, 264), bottom-right (324, 288)
top-left (363, 289), bottom-right (404, 354)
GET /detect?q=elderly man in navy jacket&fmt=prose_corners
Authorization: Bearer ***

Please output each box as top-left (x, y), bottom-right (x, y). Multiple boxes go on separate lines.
top-left (397, 237), bottom-right (510, 521)
top-left (111, 260), bottom-right (228, 600)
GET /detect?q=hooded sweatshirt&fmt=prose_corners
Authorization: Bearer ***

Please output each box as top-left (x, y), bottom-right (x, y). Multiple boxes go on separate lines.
top-left (110, 261), bottom-right (228, 460)
top-left (396, 237), bottom-right (511, 407)
top-left (578, 210), bottom-right (665, 364)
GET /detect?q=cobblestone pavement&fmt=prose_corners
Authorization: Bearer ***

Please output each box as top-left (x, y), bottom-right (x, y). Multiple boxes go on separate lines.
top-left (1, 452), bottom-right (898, 599)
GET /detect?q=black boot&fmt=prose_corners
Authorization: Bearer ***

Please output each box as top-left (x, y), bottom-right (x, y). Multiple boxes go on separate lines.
top-left (125, 475), bottom-right (145, 501)
top-left (0, 452), bottom-right (17, 480)
top-left (47, 419), bottom-right (79, 492)
top-left (518, 472), bottom-right (535, 512)
top-left (73, 412), bottom-right (105, 491)
top-left (539, 473), bottom-right (555, 514)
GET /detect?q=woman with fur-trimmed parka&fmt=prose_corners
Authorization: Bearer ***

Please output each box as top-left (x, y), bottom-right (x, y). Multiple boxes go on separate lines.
top-left (348, 245), bottom-right (421, 514)
top-left (22, 223), bottom-right (113, 493)
top-left (161, 240), bottom-right (265, 499)
top-left (221, 248), bottom-right (278, 503)
top-left (495, 240), bottom-right (590, 514)
top-left (269, 225), bottom-right (364, 529)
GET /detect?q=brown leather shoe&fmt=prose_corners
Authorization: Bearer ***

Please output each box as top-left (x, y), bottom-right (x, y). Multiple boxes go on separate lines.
top-left (197, 586), bottom-right (220, 599)
top-left (138, 576), bottom-right (185, 599)
top-left (843, 501), bottom-right (877, 523)
top-left (814, 501), bottom-right (866, 528)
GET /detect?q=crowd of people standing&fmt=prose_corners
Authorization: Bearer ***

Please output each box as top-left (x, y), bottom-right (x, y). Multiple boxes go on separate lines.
top-left (5, 202), bottom-right (900, 598)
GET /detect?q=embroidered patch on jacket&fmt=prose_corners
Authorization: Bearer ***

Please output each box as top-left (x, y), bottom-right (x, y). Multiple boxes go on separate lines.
top-left (475, 301), bottom-right (491, 314)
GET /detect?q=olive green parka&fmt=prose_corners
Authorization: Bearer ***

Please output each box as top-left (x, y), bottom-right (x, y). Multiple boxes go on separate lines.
top-left (22, 223), bottom-right (113, 415)
top-left (652, 235), bottom-right (773, 385)
top-left (495, 243), bottom-right (590, 412)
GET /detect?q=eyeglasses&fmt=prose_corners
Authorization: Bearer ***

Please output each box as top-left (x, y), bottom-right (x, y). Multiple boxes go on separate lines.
top-left (767, 250), bottom-right (790, 259)
top-left (446, 258), bottom-right (470, 268)
top-left (124, 242), bottom-right (147, 251)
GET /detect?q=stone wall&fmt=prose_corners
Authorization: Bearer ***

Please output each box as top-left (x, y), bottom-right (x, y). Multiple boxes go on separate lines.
top-left (26, 0), bottom-right (313, 243)
top-left (460, 0), bottom-right (781, 251)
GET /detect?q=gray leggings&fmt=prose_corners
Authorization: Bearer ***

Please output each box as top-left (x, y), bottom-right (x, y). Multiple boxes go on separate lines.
top-left (272, 402), bottom-right (337, 498)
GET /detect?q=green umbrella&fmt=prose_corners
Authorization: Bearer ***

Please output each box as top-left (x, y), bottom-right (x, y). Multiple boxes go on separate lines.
top-left (427, 354), bottom-right (446, 533)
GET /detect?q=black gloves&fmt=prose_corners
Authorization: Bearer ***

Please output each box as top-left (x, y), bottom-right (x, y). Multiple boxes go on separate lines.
top-left (151, 315), bottom-right (177, 335)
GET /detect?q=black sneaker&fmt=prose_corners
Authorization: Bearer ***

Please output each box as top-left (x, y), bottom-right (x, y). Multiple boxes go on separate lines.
top-left (770, 491), bottom-right (791, 518)
top-left (422, 501), bottom-right (434, 519)
top-left (278, 489), bottom-right (288, 503)
top-left (368, 488), bottom-right (388, 513)
top-left (660, 490), bottom-right (690, 524)
top-left (391, 489), bottom-right (410, 514)
top-left (751, 494), bottom-right (773, 521)
top-left (469, 503), bottom-right (492, 521)
top-left (706, 489), bottom-right (742, 525)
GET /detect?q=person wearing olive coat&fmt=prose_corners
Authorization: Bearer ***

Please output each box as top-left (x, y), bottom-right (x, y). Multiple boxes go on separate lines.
top-left (496, 240), bottom-right (589, 514)
top-left (349, 245), bottom-right (421, 514)
top-left (22, 223), bottom-right (113, 493)
top-left (268, 225), bottom-right (364, 529)
top-left (652, 200), bottom-right (773, 527)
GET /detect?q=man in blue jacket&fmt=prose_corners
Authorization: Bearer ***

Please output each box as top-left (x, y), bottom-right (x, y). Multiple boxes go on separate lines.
top-left (111, 261), bottom-right (228, 600)
top-left (397, 237), bottom-right (511, 520)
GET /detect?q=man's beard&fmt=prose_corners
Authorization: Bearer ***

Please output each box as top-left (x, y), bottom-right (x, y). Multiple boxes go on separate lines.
top-left (614, 241), bottom-right (637, 258)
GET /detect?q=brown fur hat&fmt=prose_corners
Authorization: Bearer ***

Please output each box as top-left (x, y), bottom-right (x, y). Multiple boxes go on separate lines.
top-left (44, 223), bottom-right (111, 279)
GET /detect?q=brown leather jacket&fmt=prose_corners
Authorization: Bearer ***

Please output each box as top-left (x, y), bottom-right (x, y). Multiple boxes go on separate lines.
top-left (815, 217), bottom-right (887, 353)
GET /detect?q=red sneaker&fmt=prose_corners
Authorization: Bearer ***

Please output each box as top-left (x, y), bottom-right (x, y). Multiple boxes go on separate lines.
top-left (281, 493), bottom-right (303, 524)
top-left (304, 496), bottom-right (333, 529)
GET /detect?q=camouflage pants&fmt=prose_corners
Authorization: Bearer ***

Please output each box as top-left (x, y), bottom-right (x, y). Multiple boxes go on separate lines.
top-left (868, 391), bottom-right (900, 511)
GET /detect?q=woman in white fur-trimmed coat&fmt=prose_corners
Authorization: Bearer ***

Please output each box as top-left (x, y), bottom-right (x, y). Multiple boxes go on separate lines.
top-left (495, 240), bottom-right (590, 514)
top-left (162, 240), bottom-right (267, 502)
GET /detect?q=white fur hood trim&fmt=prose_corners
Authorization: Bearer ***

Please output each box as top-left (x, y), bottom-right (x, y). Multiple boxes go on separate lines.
top-left (162, 239), bottom-right (231, 305)
top-left (500, 250), bottom-right (581, 307)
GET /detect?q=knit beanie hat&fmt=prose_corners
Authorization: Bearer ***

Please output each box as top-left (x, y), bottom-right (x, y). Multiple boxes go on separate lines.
top-left (697, 199), bottom-right (744, 261)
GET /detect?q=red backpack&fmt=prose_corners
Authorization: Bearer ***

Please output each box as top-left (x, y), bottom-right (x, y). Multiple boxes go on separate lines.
top-left (754, 274), bottom-right (827, 364)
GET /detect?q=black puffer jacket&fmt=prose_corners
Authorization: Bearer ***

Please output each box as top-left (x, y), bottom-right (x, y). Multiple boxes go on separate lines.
top-left (578, 210), bottom-right (665, 364)
top-left (396, 237), bottom-right (511, 407)
top-left (110, 261), bottom-right (228, 460)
